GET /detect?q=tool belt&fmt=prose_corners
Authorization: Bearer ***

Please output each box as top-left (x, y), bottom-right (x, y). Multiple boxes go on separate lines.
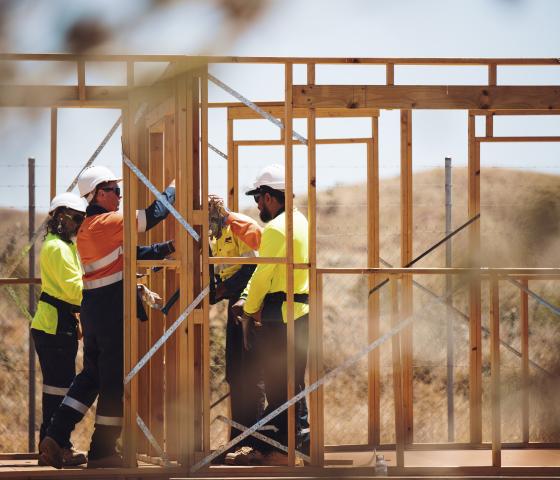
top-left (264, 291), bottom-right (309, 304)
top-left (39, 292), bottom-right (79, 335)
top-left (40, 292), bottom-right (79, 314)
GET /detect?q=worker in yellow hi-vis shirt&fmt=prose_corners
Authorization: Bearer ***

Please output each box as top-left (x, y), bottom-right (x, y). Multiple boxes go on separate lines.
top-left (31, 192), bottom-right (88, 467)
top-left (232, 164), bottom-right (309, 466)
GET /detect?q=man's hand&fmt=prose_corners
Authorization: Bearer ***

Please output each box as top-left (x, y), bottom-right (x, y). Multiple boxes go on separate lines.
top-left (231, 298), bottom-right (245, 318)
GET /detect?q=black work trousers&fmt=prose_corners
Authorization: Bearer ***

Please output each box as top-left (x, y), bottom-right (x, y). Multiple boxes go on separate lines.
top-left (31, 327), bottom-right (78, 449)
top-left (47, 281), bottom-right (124, 460)
top-left (225, 298), bottom-right (265, 445)
top-left (252, 302), bottom-right (309, 455)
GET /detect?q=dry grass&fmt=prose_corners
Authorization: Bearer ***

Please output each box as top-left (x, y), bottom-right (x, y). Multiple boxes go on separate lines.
top-left (2, 167), bottom-right (560, 453)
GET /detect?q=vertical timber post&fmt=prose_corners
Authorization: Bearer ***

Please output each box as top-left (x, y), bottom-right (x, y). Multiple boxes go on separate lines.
top-left (445, 156), bottom-right (454, 442)
top-left (400, 109), bottom-right (413, 444)
top-left (284, 61), bottom-right (296, 466)
top-left (468, 113), bottom-right (482, 443)
top-left (490, 276), bottom-right (501, 467)
top-left (367, 116), bottom-right (381, 447)
top-left (307, 62), bottom-right (324, 466)
top-left (28, 157), bottom-right (36, 453)
top-left (123, 100), bottom-right (140, 467)
top-left (520, 278), bottom-right (529, 443)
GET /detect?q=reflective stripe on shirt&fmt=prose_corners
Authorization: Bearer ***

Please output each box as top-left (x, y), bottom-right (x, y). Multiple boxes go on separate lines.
top-left (83, 271), bottom-right (123, 290)
top-left (43, 384), bottom-right (69, 396)
top-left (95, 415), bottom-right (123, 426)
top-left (83, 246), bottom-right (123, 273)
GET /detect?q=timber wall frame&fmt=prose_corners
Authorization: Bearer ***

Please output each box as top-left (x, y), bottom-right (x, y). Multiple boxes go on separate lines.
top-left (2, 54), bottom-right (560, 477)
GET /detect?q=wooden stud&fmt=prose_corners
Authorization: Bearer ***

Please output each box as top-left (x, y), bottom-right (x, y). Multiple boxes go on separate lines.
top-left (386, 63), bottom-right (395, 85)
top-left (468, 113), bottom-right (482, 443)
top-left (227, 104), bottom-right (380, 119)
top-left (200, 67), bottom-right (211, 454)
top-left (127, 61), bottom-right (135, 88)
top-left (391, 277), bottom-right (405, 467)
top-left (164, 112), bottom-right (179, 460)
top-left (316, 272), bottom-right (325, 464)
top-left (49, 108), bottom-right (57, 200)
top-left (490, 276), bottom-right (501, 467)
top-left (488, 64), bottom-right (497, 86)
top-left (486, 114), bottom-right (494, 138)
top-left (136, 124), bottom-right (150, 455)
top-left (77, 61), bottom-right (86, 101)
top-left (175, 72), bottom-right (192, 466)
top-left (367, 117), bottom-right (380, 447)
top-left (122, 100), bottom-right (139, 468)
top-left (227, 115), bottom-right (235, 209)
top-left (306, 62), bottom-right (323, 467)
top-left (400, 110), bottom-right (414, 444)
top-left (147, 131), bottom-right (165, 456)
top-left (284, 62), bottom-right (296, 466)
top-left (520, 279), bottom-right (529, 444)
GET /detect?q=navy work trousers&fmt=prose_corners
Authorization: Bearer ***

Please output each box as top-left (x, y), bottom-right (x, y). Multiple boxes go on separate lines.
top-left (32, 327), bottom-right (78, 448)
top-left (47, 281), bottom-right (124, 460)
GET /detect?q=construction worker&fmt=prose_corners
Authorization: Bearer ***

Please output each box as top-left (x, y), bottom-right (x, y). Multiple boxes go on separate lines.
top-left (232, 164), bottom-right (310, 466)
top-left (39, 165), bottom-right (176, 469)
top-left (31, 192), bottom-right (88, 467)
top-left (207, 194), bottom-right (266, 465)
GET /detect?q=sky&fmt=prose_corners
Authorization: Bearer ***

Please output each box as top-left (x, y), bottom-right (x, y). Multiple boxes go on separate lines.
top-left (1, 0), bottom-right (559, 211)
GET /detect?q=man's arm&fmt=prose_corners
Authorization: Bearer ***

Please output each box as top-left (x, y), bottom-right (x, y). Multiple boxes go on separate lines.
top-left (137, 180), bottom-right (176, 233)
top-left (242, 227), bottom-right (284, 315)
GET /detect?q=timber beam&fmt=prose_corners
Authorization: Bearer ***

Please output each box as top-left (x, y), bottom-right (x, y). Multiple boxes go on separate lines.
top-left (293, 85), bottom-right (560, 110)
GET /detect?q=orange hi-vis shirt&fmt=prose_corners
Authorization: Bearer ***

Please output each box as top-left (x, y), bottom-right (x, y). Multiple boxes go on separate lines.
top-left (78, 210), bottom-right (128, 290)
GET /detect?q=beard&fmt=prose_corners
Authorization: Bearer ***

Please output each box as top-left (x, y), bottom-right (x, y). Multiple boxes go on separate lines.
top-left (259, 204), bottom-right (273, 223)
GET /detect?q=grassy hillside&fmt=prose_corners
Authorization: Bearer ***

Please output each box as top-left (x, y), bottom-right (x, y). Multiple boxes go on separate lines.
top-left (1, 167), bottom-right (560, 453)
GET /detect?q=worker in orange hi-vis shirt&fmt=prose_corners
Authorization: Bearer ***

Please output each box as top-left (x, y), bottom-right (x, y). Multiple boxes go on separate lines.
top-left (39, 165), bottom-right (176, 469)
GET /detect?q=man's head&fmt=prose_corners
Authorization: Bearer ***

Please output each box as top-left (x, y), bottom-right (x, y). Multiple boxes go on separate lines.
top-left (78, 165), bottom-right (122, 212)
top-left (246, 164), bottom-right (286, 223)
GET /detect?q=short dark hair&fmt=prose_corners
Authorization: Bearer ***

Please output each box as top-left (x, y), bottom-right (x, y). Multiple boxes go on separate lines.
top-left (259, 185), bottom-right (285, 204)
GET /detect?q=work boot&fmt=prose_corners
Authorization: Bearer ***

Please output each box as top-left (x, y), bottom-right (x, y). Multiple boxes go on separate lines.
top-left (224, 446), bottom-right (263, 465)
top-left (38, 436), bottom-right (63, 469)
top-left (87, 453), bottom-right (125, 469)
top-left (62, 447), bottom-right (87, 467)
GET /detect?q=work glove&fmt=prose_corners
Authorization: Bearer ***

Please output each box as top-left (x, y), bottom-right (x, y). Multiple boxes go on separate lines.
top-left (138, 284), bottom-right (163, 309)
top-left (208, 194), bottom-right (230, 239)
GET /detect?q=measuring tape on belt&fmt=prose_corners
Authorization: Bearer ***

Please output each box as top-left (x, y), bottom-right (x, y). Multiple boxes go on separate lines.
top-left (208, 73), bottom-right (307, 146)
top-left (125, 286), bottom-right (209, 385)
top-left (191, 313), bottom-right (414, 472)
top-left (122, 154), bottom-right (200, 243)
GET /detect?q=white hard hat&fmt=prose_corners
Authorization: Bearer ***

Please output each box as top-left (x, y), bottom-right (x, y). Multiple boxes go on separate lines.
top-left (49, 192), bottom-right (87, 214)
top-left (77, 165), bottom-right (121, 198)
top-left (245, 164), bottom-right (285, 195)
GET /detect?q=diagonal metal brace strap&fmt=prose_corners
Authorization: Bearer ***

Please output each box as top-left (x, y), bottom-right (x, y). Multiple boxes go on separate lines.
top-left (216, 415), bottom-right (311, 464)
top-left (136, 414), bottom-right (173, 467)
top-left (208, 73), bottom-right (307, 145)
top-left (191, 313), bottom-right (414, 472)
top-left (368, 213), bottom-right (481, 297)
top-left (122, 154), bottom-right (200, 242)
top-left (125, 286), bottom-right (209, 384)
top-left (209, 142), bottom-right (228, 160)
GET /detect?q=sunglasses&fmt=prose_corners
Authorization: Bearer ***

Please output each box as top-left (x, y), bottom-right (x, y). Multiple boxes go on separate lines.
top-left (253, 194), bottom-right (261, 204)
top-left (100, 186), bottom-right (121, 197)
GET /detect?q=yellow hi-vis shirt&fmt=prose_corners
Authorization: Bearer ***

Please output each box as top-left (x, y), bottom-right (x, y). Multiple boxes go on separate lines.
top-left (211, 222), bottom-right (257, 281)
top-left (31, 233), bottom-right (83, 334)
top-left (243, 208), bottom-right (309, 323)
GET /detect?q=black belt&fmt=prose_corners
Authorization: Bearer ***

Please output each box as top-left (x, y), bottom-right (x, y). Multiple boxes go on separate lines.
top-left (264, 292), bottom-right (309, 305)
top-left (39, 292), bottom-right (80, 313)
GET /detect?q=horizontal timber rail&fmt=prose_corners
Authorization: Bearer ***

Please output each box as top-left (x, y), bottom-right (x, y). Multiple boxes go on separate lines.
top-left (0, 277), bottom-right (40, 285)
top-left (1, 53), bottom-right (560, 64)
